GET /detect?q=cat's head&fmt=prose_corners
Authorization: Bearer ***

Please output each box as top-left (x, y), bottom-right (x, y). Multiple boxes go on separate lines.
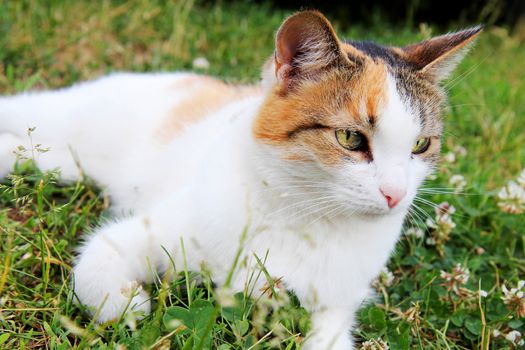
top-left (254, 11), bottom-right (481, 218)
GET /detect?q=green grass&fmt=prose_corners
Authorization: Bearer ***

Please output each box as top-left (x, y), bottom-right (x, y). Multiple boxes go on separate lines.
top-left (1, 1), bottom-right (524, 349)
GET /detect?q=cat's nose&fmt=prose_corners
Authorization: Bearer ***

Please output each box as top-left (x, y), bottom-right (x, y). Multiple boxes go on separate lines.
top-left (380, 185), bottom-right (407, 209)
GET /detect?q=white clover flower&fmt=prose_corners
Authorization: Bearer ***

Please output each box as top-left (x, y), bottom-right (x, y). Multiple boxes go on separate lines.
top-left (425, 237), bottom-right (436, 245)
top-left (453, 145), bottom-right (467, 157)
top-left (405, 227), bottom-right (424, 238)
top-left (436, 202), bottom-right (456, 216)
top-left (361, 338), bottom-right (389, 350)
top-left (453, 264), bottom-right (470, 284)
top-left (517, 169), bottom-right (525, 188)
top-left (426, 203), bottom-right (456, 251)
top-left (373, 268), bottom-right (395, 289)
top-left (449, 174), bottom-right (467, 193)
top-left (440, 264), bottom-right (470, 295)
top-left (501, 280), bottom-right (525, 317)
top-left (426, 217), bottom-right (437, 229)
top-left (120, 280), bottom-right (141, 298)
top-left (497, 181), bottom-right (525, 214)
top-left (215, 286), bottom-right (237, 307)
top-left (475, 247), bottom-right (485, 255)
top-left (192, 57), bottom-right (210, 70)
top-left (444, 152), bottom-right (456, 163)
top-left (505, 330), bottom-right (524, 346)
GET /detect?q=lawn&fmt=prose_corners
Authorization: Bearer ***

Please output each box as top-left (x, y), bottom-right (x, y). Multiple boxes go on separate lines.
top-left (0, 1), bottom-right (524, 349)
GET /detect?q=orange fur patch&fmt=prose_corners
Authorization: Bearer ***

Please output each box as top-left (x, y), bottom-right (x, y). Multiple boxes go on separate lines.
top-left (157, 75), bottom-right (261, 141)
top-left (341, 42), bottom-right (367, 61)
top-left (356, 60), bottom-right (388, 120)
top-left (253, 59), bottom-right (389, 166)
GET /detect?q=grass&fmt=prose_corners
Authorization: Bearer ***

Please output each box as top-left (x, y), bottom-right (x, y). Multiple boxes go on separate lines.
top-left (0, 1), bottom-right (524, 349)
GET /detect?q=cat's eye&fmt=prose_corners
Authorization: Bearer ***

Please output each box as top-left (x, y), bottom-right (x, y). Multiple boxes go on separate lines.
top-left (335, 129), bottom-right (367, 151)
top-left (412, 137), bottom-right (431, 154)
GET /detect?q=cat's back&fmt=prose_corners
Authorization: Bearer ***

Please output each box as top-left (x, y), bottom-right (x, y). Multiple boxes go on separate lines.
top-left (153, 74), bottom-right (262, 142)
top-left (0, 71), bottom-right (263, 211)
top-left (95, 72), bottom-right (263, 211)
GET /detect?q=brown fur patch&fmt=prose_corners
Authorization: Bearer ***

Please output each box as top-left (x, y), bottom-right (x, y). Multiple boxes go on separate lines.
top-left (157, 75), bottom-right (261, 140)
top-left (400, 27), bottom-right (483, 80)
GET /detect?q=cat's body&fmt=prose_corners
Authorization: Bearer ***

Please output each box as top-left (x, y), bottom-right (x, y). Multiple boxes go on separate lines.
top-left (0, 11), bottom-right (481, 349)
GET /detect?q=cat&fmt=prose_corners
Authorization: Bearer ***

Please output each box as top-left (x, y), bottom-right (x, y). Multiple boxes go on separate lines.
top-left (0, 10), bottom-right (481, 350)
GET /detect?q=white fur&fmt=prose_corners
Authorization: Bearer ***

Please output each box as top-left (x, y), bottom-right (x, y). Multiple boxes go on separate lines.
top-left (0, 71), bottom-right (431, 349)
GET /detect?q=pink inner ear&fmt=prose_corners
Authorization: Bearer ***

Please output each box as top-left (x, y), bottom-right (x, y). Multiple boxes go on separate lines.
top-left (276, 27), bottom-right (302, 66)
top-left (273, 11), bottom-right (343, 86)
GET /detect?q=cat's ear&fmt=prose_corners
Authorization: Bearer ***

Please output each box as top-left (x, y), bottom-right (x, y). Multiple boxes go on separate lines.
top-left (401, 26), bottom-right (483, 82)
top-left (272, 11), bottom-right (348, 90)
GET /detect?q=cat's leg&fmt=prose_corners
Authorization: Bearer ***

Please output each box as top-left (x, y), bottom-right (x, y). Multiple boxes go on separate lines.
top-left (0, 92), bottom-right (87, 181)
top-left (302, 308), bottom-right (355, 350)
top-left (0, 73), bottom-right (184, 183)
top-left (74, 216), bottom-right (165, 322)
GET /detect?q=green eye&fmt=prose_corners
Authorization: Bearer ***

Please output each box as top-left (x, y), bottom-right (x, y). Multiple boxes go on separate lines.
top-left (412, 137), bottom-right (431, 154)
top-left (335, 129), bottom-right (367, 151)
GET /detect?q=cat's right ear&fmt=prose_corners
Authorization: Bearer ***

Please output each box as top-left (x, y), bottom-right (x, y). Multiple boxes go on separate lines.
top-left (271, 11), bottom-right (349, 91)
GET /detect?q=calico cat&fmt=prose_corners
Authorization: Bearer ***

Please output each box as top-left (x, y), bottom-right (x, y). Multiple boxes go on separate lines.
top-left (0, 11), bottom-right (481, 349)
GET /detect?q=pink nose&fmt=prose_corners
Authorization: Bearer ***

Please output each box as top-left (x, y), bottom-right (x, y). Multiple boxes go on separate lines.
top-left (380, 185), bottom-right (407, 209)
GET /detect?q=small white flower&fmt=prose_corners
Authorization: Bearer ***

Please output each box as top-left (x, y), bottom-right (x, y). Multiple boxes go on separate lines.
top-left (505, 330), bottom-right (524, 346)
top-left (120, 280), bottom-right (141, 298)
top-left (501, 280), bottom-right (525, 317)
top-left (453, 145), bottom-right (467, 157)
top-left (372, 268), bottom-right (395, 289)
top-left (361, 338), bottom-right (389, 350)
top-left (475, 247), bottom-right (485, 255)
top-left (440, 264), bottom-right (469, 295)
top-left (425, 218), bottom-right (437, 229)
top-left (444, 152), bottom-right (456, 163)
top-left (405, 227), bottom-right (424, 238)
top-left (215, 286), bottom-right (236, 307)
top-left (479, 290), bottom-right (488, 298)
top-left (436, 202), bottom-right (456, 216)
top-left (425, 237), bottom-right (436, 245)
top-left (517, 169), bottom-right (525, 189)
top-left (449, 174), bottom-right (467, 193)
top-left (192, 57), bottom-right (210, 70)
top-left (497, 181), bottom-right (525, 214)
top-left (493, 329), bottom-right (501, 337)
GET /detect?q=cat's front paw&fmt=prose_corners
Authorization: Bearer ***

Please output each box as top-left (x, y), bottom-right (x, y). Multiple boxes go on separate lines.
top-left (74, 272), bottom-right (151, 323)
top-left (73, 229), bottom-right (153, 323)
top-left (301, 334), bottom-right (354, 350)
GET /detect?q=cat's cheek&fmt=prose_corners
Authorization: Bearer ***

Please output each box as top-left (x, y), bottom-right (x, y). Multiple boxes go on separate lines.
top-left (403, 158), bottom-right (434, 203)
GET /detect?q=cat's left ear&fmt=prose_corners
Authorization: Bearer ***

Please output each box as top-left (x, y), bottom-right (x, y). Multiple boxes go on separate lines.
top-left (401, 26), bottom-right (483, 82)
top-left (272, 11), bottom-right (349, 91)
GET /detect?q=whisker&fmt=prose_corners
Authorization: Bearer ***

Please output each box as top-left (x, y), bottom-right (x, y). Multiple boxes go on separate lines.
top-left (277, 195), bottom-right (342, 218)
top-left (291, 198), bottom-right (342, 222)
top-left (267, 194), bottom-right (339, 218)
top-left (444, 53), bottom-right (489, 92)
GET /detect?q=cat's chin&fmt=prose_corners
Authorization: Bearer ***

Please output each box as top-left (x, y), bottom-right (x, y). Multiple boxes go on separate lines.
top-left (353, 202), bottom-right (410, 218)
